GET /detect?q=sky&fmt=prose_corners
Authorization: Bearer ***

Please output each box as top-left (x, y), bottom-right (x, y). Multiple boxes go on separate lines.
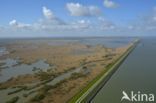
top-left (1, 0), bottom-right (156, 37)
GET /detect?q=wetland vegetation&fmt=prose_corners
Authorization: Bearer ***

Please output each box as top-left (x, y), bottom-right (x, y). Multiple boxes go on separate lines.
top-left (0, 37), bottom-right (134, 103)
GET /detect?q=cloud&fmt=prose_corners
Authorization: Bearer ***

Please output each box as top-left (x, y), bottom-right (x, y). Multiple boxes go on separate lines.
top-left (132, 7), bottom-right (156, 31)
top-left (71, 20), bottom-right (91, 30)
top-left (98, 17), bottom-right (116, 30)
top-left (42, 6), bottom-right (65, 25)
top-left (40, 6), bottom-right (91, 31)
top-left (7, 17), bottom-right (116, 36)
top-left (128, 25), bottom-right (134, 30)
top-left (37, 19), bottom-right (91, 32)
top-left (42, 6), bottom-right (55, 19)
top-left (103, 0), bottom-right (119, 8)
top-left (9, 20), bottom-right (18, 26)
top-left (66, 3), bottom-right (101, 16)
top-left (8, 7), bottom-right (92, 32)
top-left (9, 19), bottom-right (31, 29)
top-left (3, 6), bottom-right (121, 37)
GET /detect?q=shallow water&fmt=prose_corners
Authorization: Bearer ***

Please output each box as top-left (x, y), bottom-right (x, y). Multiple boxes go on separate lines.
top-left (0, 58), bottom-right (18, 68)
top-left (80, 37), bottom-right (134, 48)
top-left (0, 59), bottom-right (50, 83)
top-left (0, 47), bottom-right (9, 56)
top-left (0, 64), bottom-right (86, 103)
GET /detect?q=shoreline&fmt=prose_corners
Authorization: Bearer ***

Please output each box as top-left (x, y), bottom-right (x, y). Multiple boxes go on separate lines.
top-left (68, 39), bottom-right (139, 103)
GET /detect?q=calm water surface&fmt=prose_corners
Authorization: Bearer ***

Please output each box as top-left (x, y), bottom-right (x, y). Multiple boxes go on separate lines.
top-left (0, 59), bottom-right (50, 82)
top-left (92, 37), bottom-right (156, 103)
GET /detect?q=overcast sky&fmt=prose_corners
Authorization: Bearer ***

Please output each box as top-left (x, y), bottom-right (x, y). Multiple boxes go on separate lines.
top-left (0, 0), bottom-right (156, 37)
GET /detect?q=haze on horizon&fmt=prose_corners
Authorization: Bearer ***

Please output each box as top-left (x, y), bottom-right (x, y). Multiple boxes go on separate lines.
top-left (0, 0), bottom-right (156, 37)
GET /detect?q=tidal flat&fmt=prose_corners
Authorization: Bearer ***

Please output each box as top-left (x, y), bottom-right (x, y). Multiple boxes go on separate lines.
top-left (0, 37), bottom-right (134, 103)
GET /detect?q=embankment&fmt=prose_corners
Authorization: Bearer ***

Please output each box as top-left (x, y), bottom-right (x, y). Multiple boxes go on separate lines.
top-left (68, 39), bottom-right (139, 103)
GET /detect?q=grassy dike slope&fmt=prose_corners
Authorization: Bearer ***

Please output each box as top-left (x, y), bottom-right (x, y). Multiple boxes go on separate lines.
top-left (68, 39), bottom-right (139, 103)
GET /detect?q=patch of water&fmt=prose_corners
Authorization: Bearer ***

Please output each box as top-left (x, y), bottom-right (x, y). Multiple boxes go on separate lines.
top-left (80, 37), bottom-right (134, 48)
top-left (0, 59), bottom-right (50, 83)
top-left (0, 47), bottom-right (9, 56)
